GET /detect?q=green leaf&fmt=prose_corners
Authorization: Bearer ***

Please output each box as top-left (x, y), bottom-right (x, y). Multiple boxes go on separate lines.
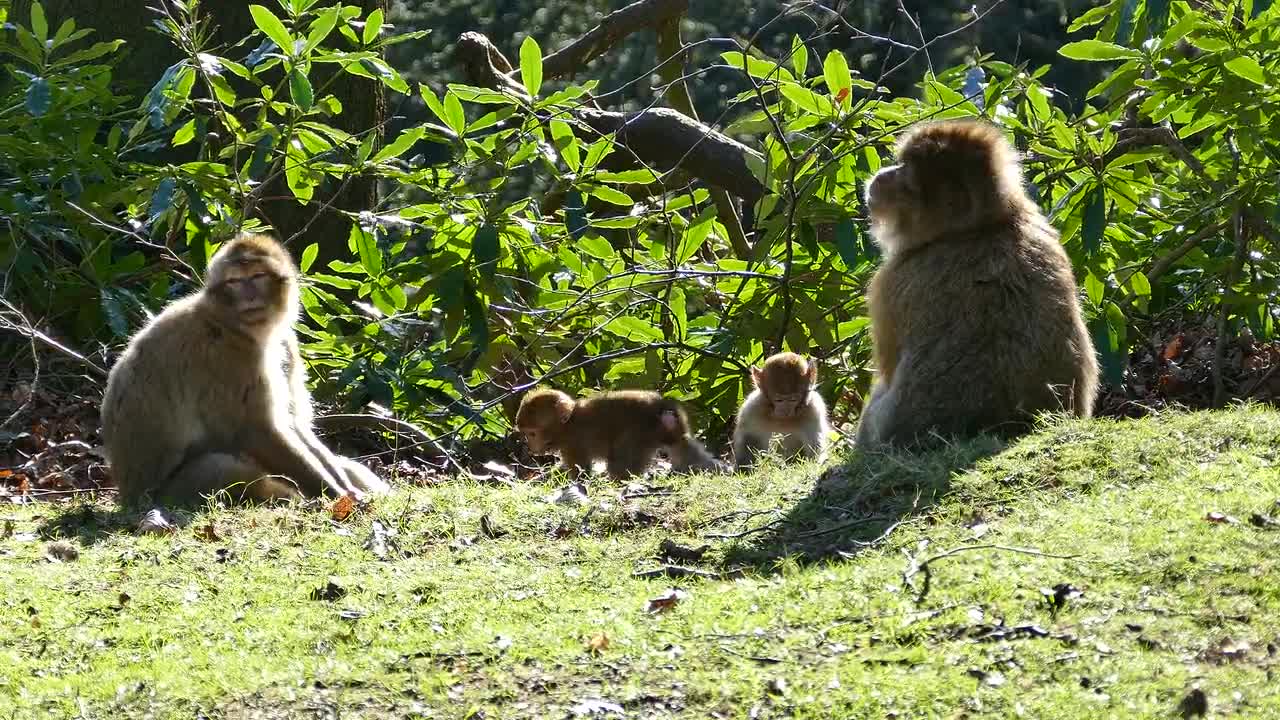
top-left (587, 185), bottom-right (634, 207)
top-left (473, 224), bottom-right (499, 279)
top-left (550, 118), bottom-right (579, 171)
top-left (249, 5), bottom-right (293, 55)
top-left (147, 177), bottom-right (177, 225)
top-left (24, 77), bottom-right (50, 117)
top-left (300, 243), bottom-right (319, 273)
top-left (371, 127), bottom-right (424, 163)
top-left (362, 8), bottom-right (383, 45)
top-left (1147, 0), bottom-right (1170, 33)
top-left (306, 7), bottom-right (341, 52)
top-left (171, 118), bottom-right (196, 147)
top-left (1223, 56), bottom-right (1266, 86)
top-left (1058, 40), bottom-right (1143, 61)
top-left (565, 192), bottom-right (588, 239)
top-left (604, 317), bottom-right (664, 343)
top-left (1085, 272), bottom-right (1105, 306)
top-left (822, 50), bottom-right (852, 106)
top-left (350, 224), bottom-right (382, 276)
top-left (520, 36), bottom-right (543, 97)
top-left (790, 35), bottom-right (808, 78)
top-left (1089, 317), bottom-right (1126, 386)
top-left (834, 219), bottom-right (860, 268)
top-left (443, 91), bottom-right (465, 136)
top-left (1082, 184), bottom-right (1106, 256)
top-left (1126, 270), bottom-right (1151, 298)
top-left (30, 1), bottom-right (47, 43)
top-left (676, 210), bottom-right (715, 264)
top-left (1115, 0), bottom-right (1137, 45)
top-left (289, 67), bottom-right (314, 111)
top-left (779, 81), bottom-right (835, 115)
top-left (100, 290), bottom-right (129, 339)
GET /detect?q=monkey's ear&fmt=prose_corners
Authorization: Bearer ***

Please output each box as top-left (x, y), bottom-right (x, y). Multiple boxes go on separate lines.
top-left (805, 359), bottom-right (818, 384)
top-left (555, 395), bottom-right (574, 424)
top-left (750, 366), bottom-right (763, 387)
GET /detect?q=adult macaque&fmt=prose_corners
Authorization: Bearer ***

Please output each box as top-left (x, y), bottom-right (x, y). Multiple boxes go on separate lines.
top-left (515, 388), bottom-right (725, 480)
top-left (732, 352), bottom-right (830, 470)
top-left (855, 119), bottom-right (1099, 447)
top-left (101, 232), bottom-right (389, 504)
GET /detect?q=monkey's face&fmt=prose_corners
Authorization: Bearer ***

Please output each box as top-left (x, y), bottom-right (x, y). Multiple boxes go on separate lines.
top-left (515, 392), bottom-right (573, 454)
top-left (867, 121), bottom-right (1020, 251)
top-left (209, 259), bottom-right (291, 329)
top-left (752, 355), bottom-right (817, 420)
top-left (766, 392), bottom-right (807, 419)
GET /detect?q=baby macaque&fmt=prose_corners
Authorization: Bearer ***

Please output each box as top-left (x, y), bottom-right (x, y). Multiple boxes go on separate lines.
top-left (515, 388), bottom-right (725, 480)
top-left (732, 352), bottom-right (831, 470)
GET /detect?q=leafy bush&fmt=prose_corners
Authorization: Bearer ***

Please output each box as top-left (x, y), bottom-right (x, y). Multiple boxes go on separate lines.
top-left (1, 0), bottom-right (1277, 449)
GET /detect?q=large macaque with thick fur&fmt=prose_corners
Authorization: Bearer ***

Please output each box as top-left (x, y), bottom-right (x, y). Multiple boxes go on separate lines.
top-left (101, 232), bottom-right (389, 504)
top-left (732, 352), bottom-right (830, 469)
top-left (855, 119), bottom-right (1099, 448)
top-left (515, 388), bottom-right (725, 480)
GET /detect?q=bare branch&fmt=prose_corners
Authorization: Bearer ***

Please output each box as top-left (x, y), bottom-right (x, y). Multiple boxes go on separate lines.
top-left (540, 0), bottom-right (690, 81)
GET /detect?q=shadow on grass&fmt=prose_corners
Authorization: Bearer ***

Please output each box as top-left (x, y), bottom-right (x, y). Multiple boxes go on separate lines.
top-left (721, 435), bottom-right (1008, 571)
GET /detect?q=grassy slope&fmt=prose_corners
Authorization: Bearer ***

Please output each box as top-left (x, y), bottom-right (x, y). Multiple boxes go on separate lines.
top-left (2, 408), bottom-right (1279, 719)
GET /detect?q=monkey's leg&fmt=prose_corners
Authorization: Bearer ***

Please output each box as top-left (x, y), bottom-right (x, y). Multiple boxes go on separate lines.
top-left (337, 457), bottom-right (391, 495)
top-left (732, 431), bottom-right (770, 471)
top-left (606, 443), bottom-right (655, 481)
top-left (165, 453), bottom-right (304, 504)
top-left (779, 429), bottom-right (825, 462)
top-left (558, 448), bottom-right (592, 482)
top-left (854, 387), bottom-right (891, 448)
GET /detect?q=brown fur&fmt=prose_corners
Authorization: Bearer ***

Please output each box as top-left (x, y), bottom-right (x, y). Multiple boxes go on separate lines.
top-left (855, 120), bottom-right (1099, 447)
top-left (732, 353), bottom-right (830, 469)
top-left (515, 388), bottom-right (725, 480)
top-left (100, 232), bottom-right (389, 504)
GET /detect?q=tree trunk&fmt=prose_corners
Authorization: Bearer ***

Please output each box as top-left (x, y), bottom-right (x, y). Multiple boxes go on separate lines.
top-left (12, 0), bottom-right (385, 263)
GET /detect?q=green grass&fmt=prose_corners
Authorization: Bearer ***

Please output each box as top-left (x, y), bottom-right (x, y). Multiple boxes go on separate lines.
top-left (3, 407), bottom-right (1280, 718)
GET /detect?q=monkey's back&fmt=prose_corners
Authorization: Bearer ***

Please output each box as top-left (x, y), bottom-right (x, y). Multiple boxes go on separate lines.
top-left (872, 216), bottom-right (1098, 433)
top-left (101, 295), bottom-right (275, 499)
top-left (566, 390), bottom-right (689, 452)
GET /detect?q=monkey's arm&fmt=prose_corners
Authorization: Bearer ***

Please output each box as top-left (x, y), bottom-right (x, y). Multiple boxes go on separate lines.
top-left (241, 424), bottom-right (351, 497)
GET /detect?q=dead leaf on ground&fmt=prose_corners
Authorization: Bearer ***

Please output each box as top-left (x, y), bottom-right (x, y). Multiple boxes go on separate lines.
top-left (136, 508), bottom-right (176, 535)
top-left (1177, 687), bottom-right (1208, 718)
top-left (330, 494), bottom-right (356, 522)
top-left (657, 538), bottom-right (709, 564)
top-left (44, 540), bottom-right (79, 562)
top-left (309, 578), bottom-right (347, 602)
top-left (765, 677), bottom-right (788, 696)
top-left (644, 588), bottom-right (688, 614)
top-left (546, 483), bottom-right (590, 506)
top-left (568, 698), bottom-right (624, 717)
top-left (364, 520), bottom-right (396, 559)
top-left (1205, 511), bottom-right (1239, 524)
top-left (1248, 513), bottom-right (1279, 529)
top-left (1202, 637), bottom-right (1251, 664)
top-left (586, 631), bottom-right (610, 655)
top-left (480, 460), bottom-right (516, 478)
top-left (480, 514), bottom-right (507, 539)
top-left (195, 523), bottom-right (221, 542)
top-left (1041, 583), bottom-right (1084, 616)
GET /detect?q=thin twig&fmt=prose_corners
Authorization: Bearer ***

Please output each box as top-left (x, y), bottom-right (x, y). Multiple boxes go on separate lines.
top-left (906, 543), bottom-right (1083, 603)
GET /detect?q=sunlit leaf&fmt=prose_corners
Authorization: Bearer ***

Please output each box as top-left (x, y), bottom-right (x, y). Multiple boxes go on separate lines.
top-left (249, 5), bottom-right (293, 55)
top-left (520, 36), bottom-right (543, 97)
top-left (289, 67), bottom-right (314, 111)
top-left (1059, 40), bottom-right (1143, 61)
